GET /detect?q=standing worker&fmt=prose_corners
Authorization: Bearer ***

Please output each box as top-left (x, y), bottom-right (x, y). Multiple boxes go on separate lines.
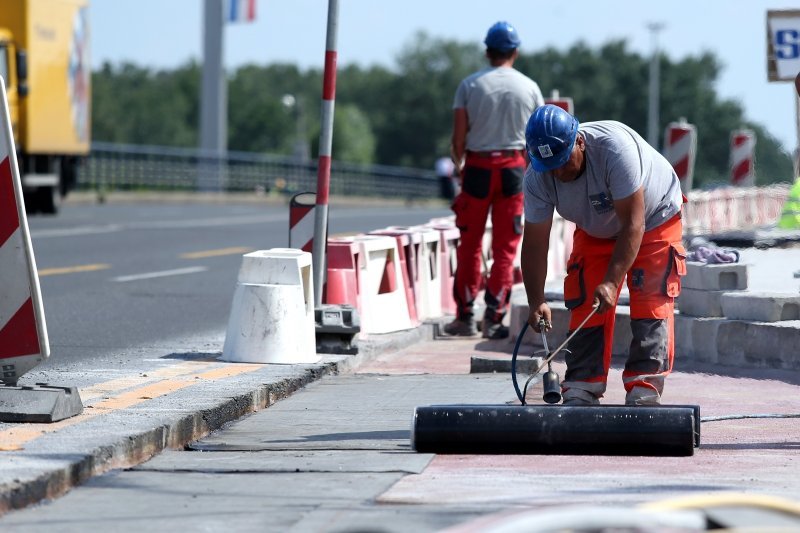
top-left (521, 104), bottom-right (686, 406)
top-left (445, 21), bottom-right (544, 339)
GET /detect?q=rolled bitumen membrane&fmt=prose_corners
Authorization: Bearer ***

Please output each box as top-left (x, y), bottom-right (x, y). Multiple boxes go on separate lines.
top-left (412, 404), bottom-right (699, 457)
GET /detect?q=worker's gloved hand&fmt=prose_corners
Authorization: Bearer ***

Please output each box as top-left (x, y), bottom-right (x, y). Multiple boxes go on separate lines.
top-left (529, 303), bottom-right (552, 333)
top-left (593, 281), bottom-right (617, 314)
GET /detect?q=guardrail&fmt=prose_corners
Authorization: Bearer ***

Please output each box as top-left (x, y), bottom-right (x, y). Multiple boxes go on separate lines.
top-left (78, 142), bottom-right (440, 200)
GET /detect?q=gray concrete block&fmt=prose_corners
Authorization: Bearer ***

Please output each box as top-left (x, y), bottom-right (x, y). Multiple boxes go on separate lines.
top-left (721, 292), bottom-right (800, 322)
top-left (683, 262), bottom-right (749, 290)
top-left (674, 314), bottom-right (723, 364)
top-left (677, 288), bottom-right (726, 317)
top-left (716, 320), bottom-right (800, 369)
top-left (470, 355), bottom-right (542, 374)
top-left (690, 317), bottom-right (724, 364)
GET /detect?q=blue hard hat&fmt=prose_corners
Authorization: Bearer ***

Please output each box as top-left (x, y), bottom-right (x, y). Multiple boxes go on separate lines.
top-left (525, 105), bottom-right (580, 172)
top-left (484, 21), bottom-right (521, 52)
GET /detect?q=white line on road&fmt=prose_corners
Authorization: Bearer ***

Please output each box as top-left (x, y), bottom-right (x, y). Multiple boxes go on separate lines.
top-left (112, 266), bottom-right (208, 283)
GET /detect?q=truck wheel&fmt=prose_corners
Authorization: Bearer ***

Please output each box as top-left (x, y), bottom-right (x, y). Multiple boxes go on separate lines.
top-left (37, 186), bottom-right (61, 215)
top-left (23, 191), bottom-right (40, 214)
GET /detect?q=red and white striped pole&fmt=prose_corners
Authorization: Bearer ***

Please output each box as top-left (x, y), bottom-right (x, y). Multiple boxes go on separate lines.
top-left (663, 118), bottom-right (697, 194)
top-left (730, 129), bottom-right (756, 187)
top-left (311, 0), bottom-right (339, 307)
top-left (0, 79), bottom-right (50, 385)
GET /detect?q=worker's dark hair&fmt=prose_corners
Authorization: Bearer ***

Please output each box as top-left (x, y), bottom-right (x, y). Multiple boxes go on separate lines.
top-left (486, 47), bottom-right (515, 61)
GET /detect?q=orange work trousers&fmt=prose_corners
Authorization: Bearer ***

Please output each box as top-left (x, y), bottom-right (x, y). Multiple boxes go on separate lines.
top-left (451, 151), bottom-right (525, 322)
top-left (561, 213), bottom-right (686, 403)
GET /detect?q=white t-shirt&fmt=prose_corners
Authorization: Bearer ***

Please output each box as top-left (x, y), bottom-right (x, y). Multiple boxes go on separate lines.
top-left (453, 66), bottom-right (543, 151)
top-left (523, 121), bottom-right (683, 239)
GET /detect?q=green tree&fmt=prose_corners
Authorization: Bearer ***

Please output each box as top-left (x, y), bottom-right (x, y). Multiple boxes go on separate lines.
top-left (92, 61), bottom-right (199, 146)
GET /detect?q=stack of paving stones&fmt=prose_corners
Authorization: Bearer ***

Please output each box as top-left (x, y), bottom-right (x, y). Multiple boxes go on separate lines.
top-left (675, 261), bottom-right (800, 369)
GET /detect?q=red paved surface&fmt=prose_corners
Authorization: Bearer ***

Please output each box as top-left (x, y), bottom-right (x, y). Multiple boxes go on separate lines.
top-left (360, 335), bottom-right (800, 507)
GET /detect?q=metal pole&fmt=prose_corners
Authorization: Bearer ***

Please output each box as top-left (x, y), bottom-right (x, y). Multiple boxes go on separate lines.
top-left (312, 0), bottom-right (339, 307)
top-left (199, 0), bottom-right (226, 191)
top-left (647, 22), bottom-right (665, 148)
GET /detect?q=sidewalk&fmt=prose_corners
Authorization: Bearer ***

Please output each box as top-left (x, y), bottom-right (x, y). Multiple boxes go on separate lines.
top-left (1, 329), bottom-right (800, 531)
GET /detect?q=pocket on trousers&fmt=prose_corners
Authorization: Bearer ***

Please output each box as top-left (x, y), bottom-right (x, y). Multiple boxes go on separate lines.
top-left (564, 258), bottom-right (586, 310)
top-left (663, 243), bottom-right (687, 297)
top-left (462, 166), bottom-right (491, 199)
top-left (500, 166), bottom-right (524, 196)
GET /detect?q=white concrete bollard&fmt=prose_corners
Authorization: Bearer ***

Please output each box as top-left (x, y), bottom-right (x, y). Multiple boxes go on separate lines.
top-left (221, 248), bottom-right (319, 364)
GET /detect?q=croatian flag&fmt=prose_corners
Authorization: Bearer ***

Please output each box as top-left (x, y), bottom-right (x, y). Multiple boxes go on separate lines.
top-left (227, 0), bottom-right (256, 24)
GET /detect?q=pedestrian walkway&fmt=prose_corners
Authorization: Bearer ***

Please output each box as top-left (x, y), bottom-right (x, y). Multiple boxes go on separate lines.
top-left (2, 332), bottom-right (800, 531)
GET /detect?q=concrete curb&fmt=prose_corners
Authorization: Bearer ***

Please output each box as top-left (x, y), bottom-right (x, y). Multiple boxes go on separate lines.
top-left (0, 323), bottom-right (438, 515)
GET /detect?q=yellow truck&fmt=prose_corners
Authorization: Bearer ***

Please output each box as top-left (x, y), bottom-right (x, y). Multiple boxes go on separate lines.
top-left (0, 0), bottom-right (90, 214)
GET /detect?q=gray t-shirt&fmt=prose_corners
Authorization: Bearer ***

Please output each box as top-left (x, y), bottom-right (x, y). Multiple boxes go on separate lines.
top-left (453, 67), bottom-right (544, 151)
top-left (523, 121), bottom-right (683, 239)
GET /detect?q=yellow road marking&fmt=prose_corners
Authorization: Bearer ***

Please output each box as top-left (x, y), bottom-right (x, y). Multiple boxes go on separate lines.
top-left (79, 360), bottom-right (218, 402)
top-left (180, 247), bottom-right (253, 259)
top-left (0, 362), bottom-right (263, 450)
top-left (38, 264), bottom-right (111, 277)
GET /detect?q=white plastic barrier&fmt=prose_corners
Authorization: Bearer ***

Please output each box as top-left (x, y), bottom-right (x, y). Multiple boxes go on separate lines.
top-left (0, 79), bottom-right (50, 385)
top-left (547, 214), bottom-right (575, 282)
top-left (221, 248), bottom-right (319, 364)
top-left (408, 225), bottom-right (442, 319)
top-left (355, 235), bottom-right (414, 334)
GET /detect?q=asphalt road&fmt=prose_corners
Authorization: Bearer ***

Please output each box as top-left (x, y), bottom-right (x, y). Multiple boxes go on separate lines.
top-left (24, 197), bottom-right (451, 373)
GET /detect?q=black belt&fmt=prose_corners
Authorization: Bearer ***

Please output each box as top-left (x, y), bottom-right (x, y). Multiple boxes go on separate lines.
top-left (467, 149), bottom-right (524, 158)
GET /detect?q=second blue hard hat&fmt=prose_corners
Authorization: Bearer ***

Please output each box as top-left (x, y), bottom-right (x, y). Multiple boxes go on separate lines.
top-left (526, 105), bottom-right (580, 172)
top-left (484, 21), bottom-right (521, 52)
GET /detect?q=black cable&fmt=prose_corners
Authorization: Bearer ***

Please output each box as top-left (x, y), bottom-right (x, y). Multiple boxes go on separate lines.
top-left (701, 413), bottom-right (800, 422)
top-left (511, 321), bottom-right (528, 404)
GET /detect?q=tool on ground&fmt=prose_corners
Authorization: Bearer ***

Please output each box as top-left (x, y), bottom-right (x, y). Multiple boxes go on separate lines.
top-left (512, 304), bottom-right (598, 405)
top-left (538, 318), bottom-right (562, 404)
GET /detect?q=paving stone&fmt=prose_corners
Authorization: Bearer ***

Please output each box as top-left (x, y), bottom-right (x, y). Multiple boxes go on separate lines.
top-left (721, 292), bottom-right (800, 322)
top-left (683, 262), bottom-right (749, 291)
top-left (677, 288), bottom-right (727, 317)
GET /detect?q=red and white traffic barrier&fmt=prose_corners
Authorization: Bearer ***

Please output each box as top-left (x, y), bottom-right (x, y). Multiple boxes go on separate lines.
top-left (288, 192), bottom-right (315, 252)
top-left (544, 89), bottom-right (574, 114)
top-left (730, 129), bottom-right (756, 187)
top-left (663, 118), bottom-right (697, 193)
top-left (0, 81), bottom-right (50, 385)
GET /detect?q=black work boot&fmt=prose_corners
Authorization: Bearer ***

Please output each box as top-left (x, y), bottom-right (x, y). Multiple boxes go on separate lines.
top-left (443, 317), bottom-right (478, 336)
top-left (481, 318), bottom-right (509, 339)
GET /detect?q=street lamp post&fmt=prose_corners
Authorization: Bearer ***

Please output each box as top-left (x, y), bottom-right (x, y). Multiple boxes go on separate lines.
top-left (647, 22), bottom-right (665, 149)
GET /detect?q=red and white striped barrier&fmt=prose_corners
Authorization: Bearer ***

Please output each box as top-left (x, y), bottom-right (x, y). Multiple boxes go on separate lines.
top-left (682, 185), bottom-right (790, 234)
top-left (544, 89), bottom-right (574, 114)
top-left (367, 228), bottom-right (420, 326)
top-left (288, 192), bottom-right (315, 252)
top-left (0, 81), bottom-right (50, 384)
top-left (730, 129), bottom-right (756, 187)
top-left (663, 119), bottom-right (697, 194)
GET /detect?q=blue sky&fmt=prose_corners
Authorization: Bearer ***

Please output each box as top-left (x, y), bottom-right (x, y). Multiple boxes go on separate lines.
top-left (91, 0), bottom-right (798, 156)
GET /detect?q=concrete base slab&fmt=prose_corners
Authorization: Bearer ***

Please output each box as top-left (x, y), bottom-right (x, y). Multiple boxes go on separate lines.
top-left (470, 355), bottom-right (542, 374)
top-left (0, 385), bottom-right (83, 423)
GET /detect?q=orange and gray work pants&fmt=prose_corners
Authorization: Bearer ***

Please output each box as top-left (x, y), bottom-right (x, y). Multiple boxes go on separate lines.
top-left (561, 213), bottom-right (686, 405)
top-left (451, 150), bottom-right (525, 323)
